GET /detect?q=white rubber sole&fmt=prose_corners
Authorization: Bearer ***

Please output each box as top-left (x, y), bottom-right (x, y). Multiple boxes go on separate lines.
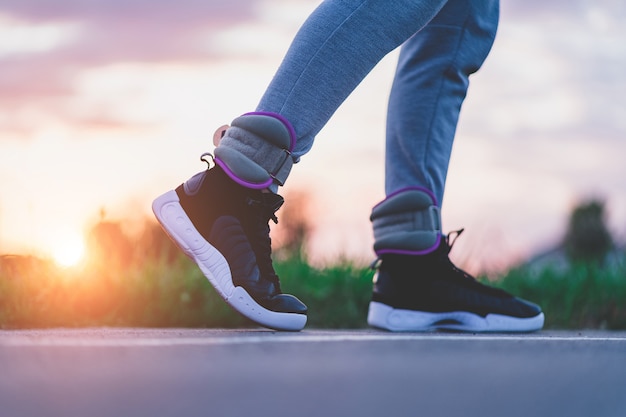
top-left (152, 190), bottom-right (307, 332)
top-left (368, 301), bottom-right (544, 333)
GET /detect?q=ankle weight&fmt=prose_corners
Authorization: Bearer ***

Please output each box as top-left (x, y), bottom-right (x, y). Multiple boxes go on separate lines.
top-left (370, 187), bottom-right (441, 256)
top-left (214, 112), bottom-right (296, 189)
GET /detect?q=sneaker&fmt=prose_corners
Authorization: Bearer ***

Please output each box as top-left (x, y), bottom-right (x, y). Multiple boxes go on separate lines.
top-left (367, 230), bottom-right (544, 332)
top-left (152, 162), bottom-right (307, 331)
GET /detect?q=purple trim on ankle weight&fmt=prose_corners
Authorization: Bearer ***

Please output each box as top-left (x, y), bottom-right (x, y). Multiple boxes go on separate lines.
top-left (215, 157), bottom-right (273, 190)
top-left (375, 234), bottom-right (442, 257)
top-left (243, 111), bottom-right (296, 151)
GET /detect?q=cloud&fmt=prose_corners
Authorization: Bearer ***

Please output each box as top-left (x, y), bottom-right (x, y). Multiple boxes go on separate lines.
top-left (0, 0), bottom-right (276, 139)
top-left (0, 0), bottom-right (264, 63)
top-left (503, 0), bottom-right (625, 20)
top-left (462, 0), bottom-right (626, 143)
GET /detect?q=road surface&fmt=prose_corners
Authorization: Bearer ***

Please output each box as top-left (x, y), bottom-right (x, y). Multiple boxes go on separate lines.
top-left (1, 328), bottom-right (625, 417)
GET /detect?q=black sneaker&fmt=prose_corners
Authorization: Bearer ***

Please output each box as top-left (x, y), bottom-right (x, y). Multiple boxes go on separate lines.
top-left (367, 230), bottom-right (544, 332)
top-left (152, 163), bottom-right (307, 331)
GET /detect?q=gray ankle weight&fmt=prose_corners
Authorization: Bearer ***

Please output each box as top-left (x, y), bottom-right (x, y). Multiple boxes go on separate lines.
top-left (370, 187), bottom-right (441, 256)
top-left (214, 112), bottom-right (296, 189)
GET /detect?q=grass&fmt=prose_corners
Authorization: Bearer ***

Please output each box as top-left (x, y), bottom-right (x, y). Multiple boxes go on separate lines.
top-left (1, 218), bottom-right (625, 330)
top-left (0, 251), bottom-right (374, 329)
top-left (492, 261), bottom-right (626, 330)
top-left (274, 254), bottom-right (373, 328)
top-left (0, 254), bottom-right (246, 329)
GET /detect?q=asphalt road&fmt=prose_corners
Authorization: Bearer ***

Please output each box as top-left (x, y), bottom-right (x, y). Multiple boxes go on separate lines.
top-left (1, 328), bottom-right (625, 417)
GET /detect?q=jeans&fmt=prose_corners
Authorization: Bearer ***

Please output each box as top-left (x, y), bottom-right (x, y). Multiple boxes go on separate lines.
top-left (256, 0), bottom-right (499, 206)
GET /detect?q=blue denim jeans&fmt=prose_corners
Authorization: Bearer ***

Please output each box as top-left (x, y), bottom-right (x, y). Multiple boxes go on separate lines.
top-left (257, 0), bottom-right (499, 205)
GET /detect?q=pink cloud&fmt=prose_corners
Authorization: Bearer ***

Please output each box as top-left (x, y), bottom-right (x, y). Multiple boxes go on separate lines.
top-left (0, 0), bottom-right (264, 140)
top-left (2, 0), bottom-right (256, 25)
top-left (1, 0), bottom-right (261, 63)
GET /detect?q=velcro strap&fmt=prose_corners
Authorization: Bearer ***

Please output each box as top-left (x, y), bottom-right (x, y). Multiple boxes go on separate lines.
top-left (269, 149), bottom-right (293, 186)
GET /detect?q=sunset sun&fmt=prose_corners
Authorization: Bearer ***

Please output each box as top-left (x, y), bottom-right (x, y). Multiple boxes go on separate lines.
top-left (52, 236), bottom-right (86, 268)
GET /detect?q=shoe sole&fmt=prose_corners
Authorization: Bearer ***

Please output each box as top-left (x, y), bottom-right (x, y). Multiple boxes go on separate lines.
top-left (367, 301), bottom-right (544, 333)
top-left (152, 190), bottom-right (307, 331)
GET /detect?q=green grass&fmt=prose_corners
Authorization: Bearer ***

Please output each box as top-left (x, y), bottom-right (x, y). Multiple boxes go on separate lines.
top-left (274, 255), bottom-right (373, 328)
top-left (1, 247), bottom-right (625, 330)
top-left (491, 261), bottom-right (626, 330)
top-left (0, 252), bottom-right (374, 329)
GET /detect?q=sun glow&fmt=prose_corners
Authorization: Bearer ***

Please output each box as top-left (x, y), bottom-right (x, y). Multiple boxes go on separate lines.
top-left (52, 235), bottom-right (86, 268)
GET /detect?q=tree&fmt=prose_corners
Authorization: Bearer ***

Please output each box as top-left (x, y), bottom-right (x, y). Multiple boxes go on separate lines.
top-left (563, 199), bottom-right (614, 263)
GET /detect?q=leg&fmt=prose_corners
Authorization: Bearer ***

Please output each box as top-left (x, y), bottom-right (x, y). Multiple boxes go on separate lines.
top-left (213, 0), bottom-right (450, 191)
top-left (257, 0), bottom-right (448, 160)
top-left (385, 0), bottom-right (499, 204)
top-left (368, 0), bottom-right (545, 332)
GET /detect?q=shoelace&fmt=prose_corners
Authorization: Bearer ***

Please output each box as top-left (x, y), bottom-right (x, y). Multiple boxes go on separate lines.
top-left (445, 228), bottom-right (465, 253)
top-left (442, 228), bottom-right (477, 282)
top-left (246, 195), bottom-right (283, 294)
top-left (443, 229), bottom-right (508, 295)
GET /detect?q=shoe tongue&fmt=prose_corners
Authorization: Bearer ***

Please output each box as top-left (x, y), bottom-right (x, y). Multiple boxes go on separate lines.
top-left (440, 238), bottom-right (453, 255)
top-left (259, 192), bottom-right (284, 213)
top-left (244, 191), bottom-right (284, 224)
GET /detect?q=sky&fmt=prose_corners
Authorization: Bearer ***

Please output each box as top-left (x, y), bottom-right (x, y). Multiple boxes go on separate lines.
top-left (0, 0), bottom-right (625, 272)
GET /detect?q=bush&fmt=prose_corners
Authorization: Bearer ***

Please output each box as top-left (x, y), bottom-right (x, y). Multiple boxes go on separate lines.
top-left (490, 260), bottom-right (626, 330)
